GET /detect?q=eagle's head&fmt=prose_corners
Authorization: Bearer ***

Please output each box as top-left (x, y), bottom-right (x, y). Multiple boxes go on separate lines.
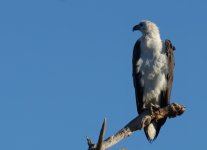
top-left (132, 20), bottom-right (160, 35)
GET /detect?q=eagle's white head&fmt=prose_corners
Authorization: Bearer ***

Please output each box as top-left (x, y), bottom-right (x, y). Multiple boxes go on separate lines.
top-left (133, 20), bottom-right (160, 37)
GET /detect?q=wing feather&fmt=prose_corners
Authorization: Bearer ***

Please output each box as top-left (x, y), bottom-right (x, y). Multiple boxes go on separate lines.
top-left (132, 40), bottom-right (144, 114)
top-left (161, 39), bottom-right (175, 107)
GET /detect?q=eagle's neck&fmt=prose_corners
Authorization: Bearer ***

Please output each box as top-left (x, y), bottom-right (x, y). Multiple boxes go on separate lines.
top-left (143, 26), bottom-right (161, 38)
top-left (144, 31), bottom-right (161, 42)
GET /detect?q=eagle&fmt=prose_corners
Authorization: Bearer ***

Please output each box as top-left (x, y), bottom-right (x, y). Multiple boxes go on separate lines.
top-left (132, 20), bottom-right (175, 142)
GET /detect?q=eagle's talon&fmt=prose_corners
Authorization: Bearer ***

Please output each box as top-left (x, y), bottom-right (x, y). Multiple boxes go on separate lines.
top-left (149, 104), bottom-right (160, 114)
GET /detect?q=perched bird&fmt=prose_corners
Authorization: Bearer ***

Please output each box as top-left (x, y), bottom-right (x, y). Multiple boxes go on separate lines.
top-left (132, 20), bottom-right (175, 142)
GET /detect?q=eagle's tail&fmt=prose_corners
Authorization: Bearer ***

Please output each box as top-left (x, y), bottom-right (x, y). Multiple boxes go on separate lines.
top-left (144, 119), bottom-right (166, 142)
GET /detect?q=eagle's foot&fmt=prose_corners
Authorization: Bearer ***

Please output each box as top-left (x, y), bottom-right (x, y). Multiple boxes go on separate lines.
top-left (149, 104), bottom-right (160, 115)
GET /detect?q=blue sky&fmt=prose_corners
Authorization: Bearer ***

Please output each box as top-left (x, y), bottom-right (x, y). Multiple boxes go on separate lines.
top-left (0, 0), bottom-right (206, 149)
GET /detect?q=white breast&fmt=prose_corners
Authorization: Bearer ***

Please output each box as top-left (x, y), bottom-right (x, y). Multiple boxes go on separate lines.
top-left (136, 37), bottom-right (168, 108)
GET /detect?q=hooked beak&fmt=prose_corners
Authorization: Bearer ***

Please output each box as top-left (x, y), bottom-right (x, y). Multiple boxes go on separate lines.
top-left (132, 24), bottom-right (140, 32)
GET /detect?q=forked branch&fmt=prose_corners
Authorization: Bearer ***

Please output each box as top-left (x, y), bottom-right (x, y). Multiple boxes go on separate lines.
top-left (87, 103), bottom-right (186, 150)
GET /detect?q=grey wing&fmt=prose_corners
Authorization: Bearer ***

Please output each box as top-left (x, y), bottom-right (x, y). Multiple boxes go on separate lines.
top-left (132, 40), bottom-right (144, 114)
top-left (161, 39), bottom-right (175, 107)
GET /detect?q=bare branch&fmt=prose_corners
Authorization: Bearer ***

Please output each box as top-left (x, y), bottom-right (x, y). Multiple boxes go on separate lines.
top-left (87, 103), bottom-right (186, 150)
top-left (97, 118), bottom-right (106, 150)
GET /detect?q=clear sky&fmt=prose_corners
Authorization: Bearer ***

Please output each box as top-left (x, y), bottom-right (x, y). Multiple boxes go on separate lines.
top-left (0, 0), bottom-right (206, 149)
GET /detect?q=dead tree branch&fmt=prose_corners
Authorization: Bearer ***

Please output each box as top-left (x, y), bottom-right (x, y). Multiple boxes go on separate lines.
top-left (87, 103), bottom-right (186, 150)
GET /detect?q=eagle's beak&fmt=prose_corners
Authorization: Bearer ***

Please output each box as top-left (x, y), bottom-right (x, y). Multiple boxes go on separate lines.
top-left (132, 24), bottom-right (140, 31)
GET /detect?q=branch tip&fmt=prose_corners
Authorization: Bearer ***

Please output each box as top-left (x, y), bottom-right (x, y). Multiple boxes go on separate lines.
top-left (97, 118), bottom-right (107, 150)
top-left (86, 136), bottom-right (94, 149)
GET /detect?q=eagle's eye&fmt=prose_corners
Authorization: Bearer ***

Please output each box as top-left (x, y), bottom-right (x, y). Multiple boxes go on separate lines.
top-left (140, 23), bottom-right (144, 27)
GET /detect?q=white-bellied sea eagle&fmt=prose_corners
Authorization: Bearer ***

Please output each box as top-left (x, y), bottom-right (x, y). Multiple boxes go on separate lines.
top-left (132, 20), bottom-right (175, 142)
